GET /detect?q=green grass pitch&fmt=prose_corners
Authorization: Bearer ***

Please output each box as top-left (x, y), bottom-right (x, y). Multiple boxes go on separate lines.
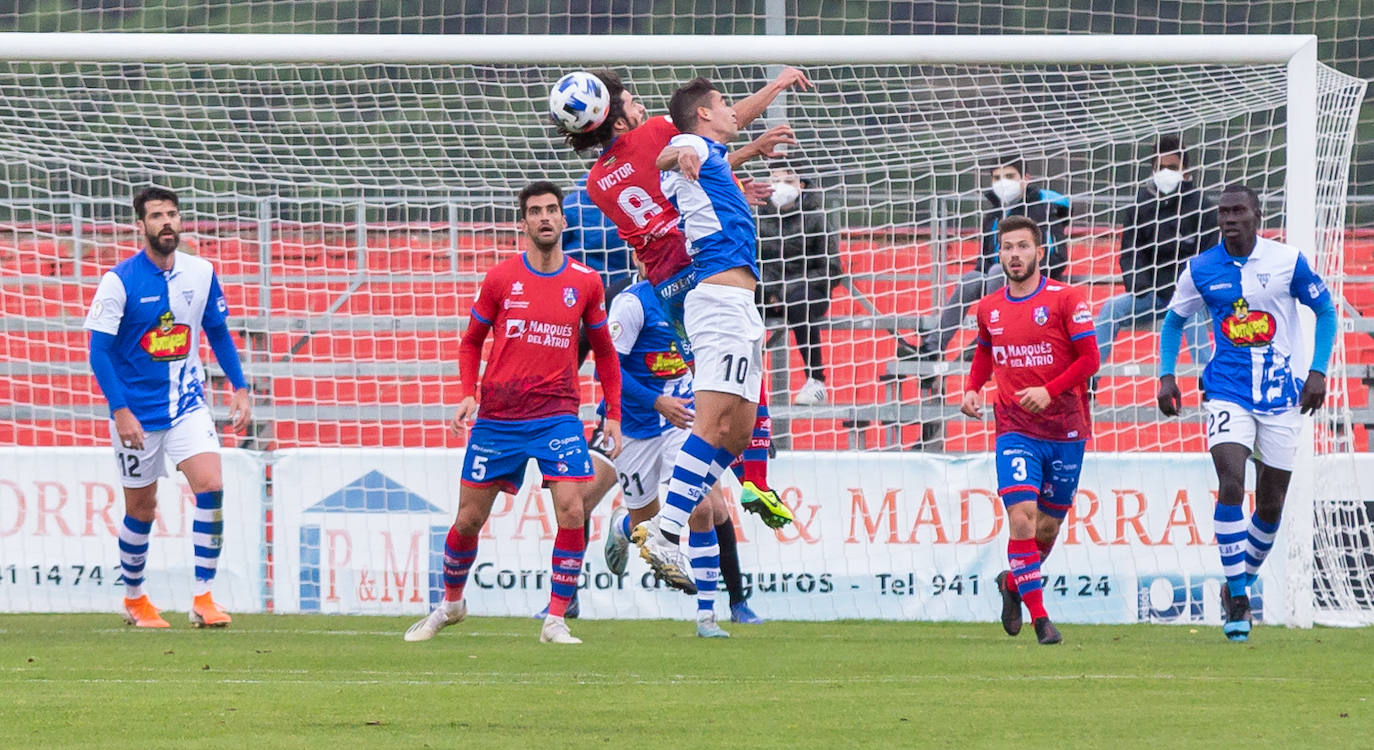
top-left (2, 614), bottom-right (1370, 749)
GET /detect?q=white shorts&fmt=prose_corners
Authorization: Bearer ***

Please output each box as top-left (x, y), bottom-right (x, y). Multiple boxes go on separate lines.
top-left (684, 283), bottom-right (764, 399)
top-left (615, 428), bottom-right (689, 510)
top-left (1204, 399), bottom-right (1302, 471)
top-left (110, 407), bottom-right (221, 489)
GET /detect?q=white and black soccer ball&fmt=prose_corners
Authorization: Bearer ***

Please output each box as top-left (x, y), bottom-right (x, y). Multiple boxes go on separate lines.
top-left (548, 71), bottom-right (611, 133)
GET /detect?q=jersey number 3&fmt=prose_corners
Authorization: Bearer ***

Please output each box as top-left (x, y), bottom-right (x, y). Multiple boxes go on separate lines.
top-left (618, 186), bottom-right (663, 228)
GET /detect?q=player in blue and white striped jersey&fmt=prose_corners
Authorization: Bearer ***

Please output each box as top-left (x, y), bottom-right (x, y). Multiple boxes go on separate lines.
top-left (84, 187), bottom-right (251, 630)
top-left (631, 77), bottom-right (769, 586)
top-left (599, 251), bottom-right (765, 635)
top-left (1157, 184), bottom-right (1337, 642)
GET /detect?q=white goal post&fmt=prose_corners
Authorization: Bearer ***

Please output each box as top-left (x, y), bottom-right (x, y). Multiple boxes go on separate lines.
top-left (0, 33), bottom-right (1366, 627)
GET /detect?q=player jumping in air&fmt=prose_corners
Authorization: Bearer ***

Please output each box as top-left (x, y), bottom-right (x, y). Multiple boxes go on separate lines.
top-left (404, 182), bottom-right (623, 646)
top-left (599, 249), bottom-right (766, 635)
top-left (562, 67), bottom-right (809, 530)
top-left (1157, 184), bottom-right (1336, 643)
top-left (960, 215), bottom-right (1101, 646)
top-left (627, 77), bottom-right (780, 590)
top-left (85, 186), bottom-right (251, 629)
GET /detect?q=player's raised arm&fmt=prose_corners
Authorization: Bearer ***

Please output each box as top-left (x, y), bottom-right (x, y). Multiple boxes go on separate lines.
top-left (730, 65), bottom-right (812, 128)
top-left (727, 124), bottom-right (797, 169)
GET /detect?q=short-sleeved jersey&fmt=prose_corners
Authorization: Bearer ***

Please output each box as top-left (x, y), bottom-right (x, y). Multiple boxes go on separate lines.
top-left (1168, 237), bottom-right (1332, 414)
top-left (586, 115), bottom-right (689, 285)
top-left (608, 280), bottom-right (693, 439)
top-left (469, 253), bottom-right (607, 421)
top-left (660, 133), bottom-right (759, 281)
top-left (83, 251), bottom-right (230, 431)
top-left (975, 278), bottom-right (1096, 442)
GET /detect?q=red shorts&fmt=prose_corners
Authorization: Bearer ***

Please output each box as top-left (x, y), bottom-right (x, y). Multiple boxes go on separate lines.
top-left (636, 232), bottom-right (692, 287)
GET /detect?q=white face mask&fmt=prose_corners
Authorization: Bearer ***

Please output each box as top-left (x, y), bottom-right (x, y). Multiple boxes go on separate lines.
top-left (1152, 168), bottom-right (1184, 195)
top-left (769, 181), bottom-right (800, 210)
top-left (991, 177), bottom-right (1023, 204)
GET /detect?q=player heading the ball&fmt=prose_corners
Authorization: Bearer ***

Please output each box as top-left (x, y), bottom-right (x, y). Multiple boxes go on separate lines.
top-left (560, 67), bottom-right (808, 531)
top-left (85, 186), bottom-right (252, 629)
top-left (960, 215), bottom-right (1101, 646)
top-left (404, 182), bottom-right (623, 646)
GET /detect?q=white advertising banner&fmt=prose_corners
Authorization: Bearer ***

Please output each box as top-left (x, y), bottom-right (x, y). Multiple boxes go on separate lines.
top-left (269, 448), bottom-right (1352, 625)
top-left (0, 448), bottom-right (265, 613)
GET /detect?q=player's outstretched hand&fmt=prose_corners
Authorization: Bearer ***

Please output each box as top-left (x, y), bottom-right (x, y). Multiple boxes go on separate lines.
top-left (113, 407), bottom-right (146, 451)
top-left (959, 390), bottom-right (983, 419)
top-left (654, 395), bottom-right (695, 430)
top-left (449, 397), bottom-right (478, 436)
top-left (750, 124), bottom-right (797, 159)
top-left (1300, 370), bottom-right (1327, 415)
top-left (1156, 374), bottom-right (1182, 417)
top-left (1015, 386), bottom-right (1051, 414)
top-left (227, 388), bottom-right (252, 432)
top-left (772, 66), bottom-right (813, 92)
top-left (738, 177), bottom-right (773, 207)
top-left (602, 418), bottom-right (624, 460)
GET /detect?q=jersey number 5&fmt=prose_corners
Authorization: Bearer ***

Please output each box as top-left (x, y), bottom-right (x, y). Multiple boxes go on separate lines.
top-left (618, 186), bottom-right (663, 229)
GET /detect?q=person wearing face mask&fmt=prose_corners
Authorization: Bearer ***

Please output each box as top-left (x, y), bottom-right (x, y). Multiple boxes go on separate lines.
top-left (917, 155), bottom-right (1070, 360)
top-left (1094, 135), bottom-right (1216, 367)
top-left (756, 167), bottom-right (842, 405)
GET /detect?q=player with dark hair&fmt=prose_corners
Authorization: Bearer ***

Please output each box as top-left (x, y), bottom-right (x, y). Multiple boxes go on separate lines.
top-left (561, 67), bottom-right (810, 531)
top-left (404, 181), bottom-right (623, 646)
top-left (85, 186), bottom-right (251, 628)
top-left (626, 77), bottom-right (786, 588)
top-left (1157, 184), bottom-right (1336, 642)
top-left (960, 214), bottom-right (1100, 645)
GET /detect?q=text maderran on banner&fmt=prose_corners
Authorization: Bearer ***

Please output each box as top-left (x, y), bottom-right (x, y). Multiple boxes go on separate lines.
top-left (269, 448), bottom-right (1322, 624)
top-left (0, 448), bottom-right (265, 613)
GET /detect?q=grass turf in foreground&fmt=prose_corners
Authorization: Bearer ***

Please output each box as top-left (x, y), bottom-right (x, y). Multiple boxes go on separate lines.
top-left (0, 614), bottom-right (1370, 749)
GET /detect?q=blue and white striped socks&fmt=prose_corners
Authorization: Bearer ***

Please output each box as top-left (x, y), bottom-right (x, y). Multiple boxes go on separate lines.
top-left (192, 490), bottom-right (224, 596)
top-left (1214, 503), bottom-right (1249, 598)
top-left (1244, 514), bottom-right (1280, 586)
top-left (660, 435), bottom-right (735, 540)
top-left (687, 528), bottom-right (720, 617)
top-left (118, 515), bottom-right (152, 599)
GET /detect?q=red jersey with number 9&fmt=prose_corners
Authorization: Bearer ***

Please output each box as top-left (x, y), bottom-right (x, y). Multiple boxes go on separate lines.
top-left (586, 115), bottom-right (687, 284)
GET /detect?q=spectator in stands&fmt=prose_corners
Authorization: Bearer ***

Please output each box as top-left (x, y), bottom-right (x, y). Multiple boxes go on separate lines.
top-left (1095, 135), bottom-right (1216, 365)
top-left (757, 166), bottom-right (842, 406)
top-left (562, 175), bottom-right (632, 287)
top-left (917, 155), bottom-right (1070, 359)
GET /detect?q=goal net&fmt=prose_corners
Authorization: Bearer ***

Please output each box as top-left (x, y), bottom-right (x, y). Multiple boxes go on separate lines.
top-left (0, 33), bottom-right (1367, 626)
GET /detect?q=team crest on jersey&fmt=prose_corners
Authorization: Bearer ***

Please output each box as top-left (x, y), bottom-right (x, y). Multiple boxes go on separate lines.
top-left (140, 311), bottom-right (192, 362)
top-left (562, 287), bottom-right (578, 307)
top-left (1257, 273), bottom-right (1271, 288)
top-left (1033, 305), bottom-right (1049, 326)
top-left (182, 289), bottom-right (195, 304)
top-left (1220, 297), bottom-right (1276, 347)
top-left (644, 342), bottom-right (689, 379)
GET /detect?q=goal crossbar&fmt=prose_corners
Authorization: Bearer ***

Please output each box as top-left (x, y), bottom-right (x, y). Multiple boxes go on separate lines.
top-left (0, 32), bottom-right (1319, 65)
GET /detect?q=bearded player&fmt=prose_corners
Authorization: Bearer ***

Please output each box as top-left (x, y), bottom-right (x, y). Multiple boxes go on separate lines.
top-left (85, 186), bottom-right (251, 629)
top-left (404, 182), bottom-right (622, 646)
top-left (960, 215), bottom-right (1100, 645)
top-left (560, 67), bottom-right (808, 530)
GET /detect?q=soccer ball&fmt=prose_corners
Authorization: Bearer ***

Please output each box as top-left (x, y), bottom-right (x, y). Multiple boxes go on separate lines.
top-left (548, 71), bottom-right (611, 133)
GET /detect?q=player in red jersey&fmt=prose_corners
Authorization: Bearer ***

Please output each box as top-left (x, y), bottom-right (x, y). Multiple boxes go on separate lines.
top-left (960, 215), bottom-right (1100, 645)
top-left (563, 67), bottom-right (809, 530)
top-left (404, 182), bottom-right (623, 646)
